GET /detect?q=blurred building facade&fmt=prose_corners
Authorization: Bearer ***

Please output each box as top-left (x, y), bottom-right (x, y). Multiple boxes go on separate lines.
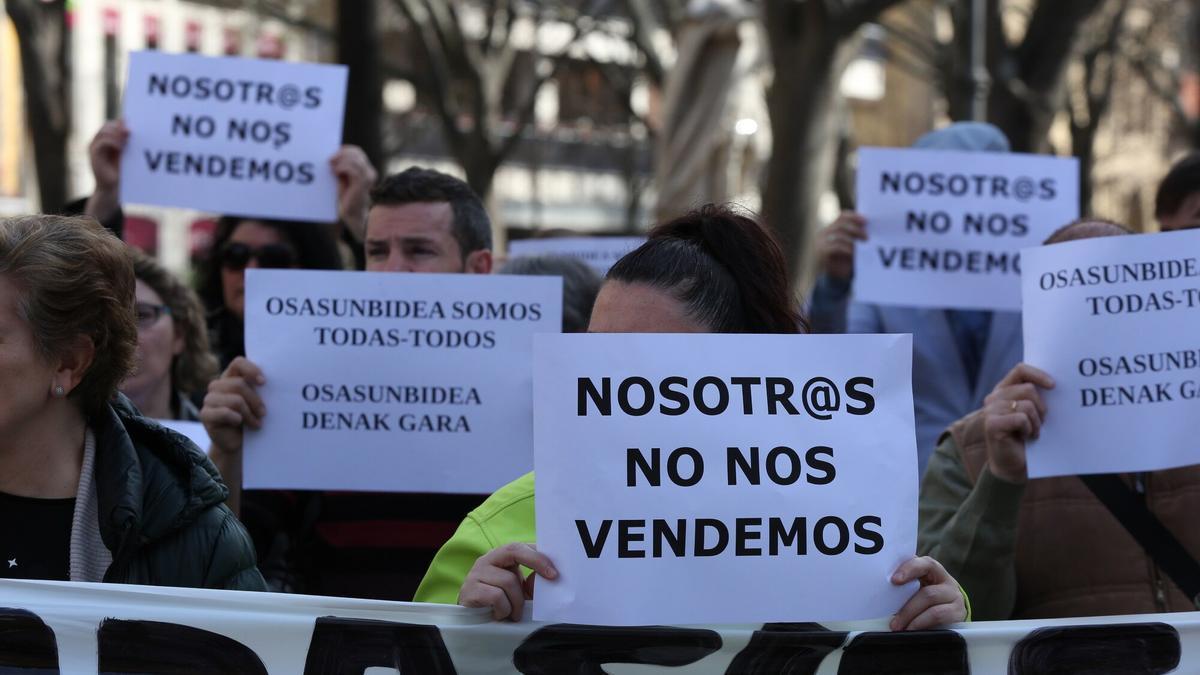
top-left (0, 0), bottom-right (1192, 274)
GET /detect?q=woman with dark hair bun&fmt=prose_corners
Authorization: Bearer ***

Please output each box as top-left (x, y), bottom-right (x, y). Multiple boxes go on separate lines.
top-left (604, 203), bottom-right (805, 334)
top-left (415, 204), bottom-right (966, 631)
top-left (198, 216), bottom-right (344, 369)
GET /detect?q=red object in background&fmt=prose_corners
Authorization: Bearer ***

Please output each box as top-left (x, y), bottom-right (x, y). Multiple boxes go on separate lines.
top-left (256, 32), bottom-right (284, 59)
top-left (224, 26), bottom-right (241, 56)
top-left (190, 218), bottom-right (218, 260)
top-left (102, 7), bottom-right (120, 37)
top-left (1181, 72), bottom-right (1200, 120)
top-left (123, 217), bottom-right (159, 256)
top-left (186, 20), bottom-right (203, 52)
top-left (144, 14), bottom-right (161, 48)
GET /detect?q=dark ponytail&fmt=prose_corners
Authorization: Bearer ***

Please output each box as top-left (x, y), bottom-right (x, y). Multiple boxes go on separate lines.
top-left (607, 203), bottom-right (805, 334)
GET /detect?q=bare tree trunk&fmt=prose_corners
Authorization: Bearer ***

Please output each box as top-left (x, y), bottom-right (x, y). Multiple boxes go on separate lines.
top-left (762, 4), bottom-right (844, 284)
top-left (7, 0), bottom-right (70, 213)
top-left (1070, 115), bottom-right (1098, 214)
top-left (984, 0), bottom-right (1106, 152)
top-left (337, 0), bottom-right (384, 172)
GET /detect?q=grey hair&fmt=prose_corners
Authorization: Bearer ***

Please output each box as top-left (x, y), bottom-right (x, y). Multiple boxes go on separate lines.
top-left (499, 254), bottom-right (602, 333)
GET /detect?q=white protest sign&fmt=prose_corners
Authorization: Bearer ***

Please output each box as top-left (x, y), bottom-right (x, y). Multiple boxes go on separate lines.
top-left (120, 51), bottom-right (348, 222)
top-left (158, 420), bottom-right (211, 454)
top-left (533, 333), bottom-right (918, 626)
top-left (508, 237), bottom-right (644, 274)
top-left (6, 579), bottom-right (1199, 674)
top-left (854, 147), bottom-right (1079, 311)
top-left (243, 269), bottom-right (562, 493)
top-left (1022, 230), bottom-right (1200, 478)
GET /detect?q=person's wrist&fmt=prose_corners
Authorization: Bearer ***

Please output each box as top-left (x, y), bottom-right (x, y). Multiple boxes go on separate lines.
top-left (209, 441), bottom-right (243, 461)
top-left (986, 456), bottom-right (1027, 485)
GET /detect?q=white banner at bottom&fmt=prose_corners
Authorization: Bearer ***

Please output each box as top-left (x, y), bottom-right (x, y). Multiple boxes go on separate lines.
top-left (1, 579), bottom-right (1194, 673)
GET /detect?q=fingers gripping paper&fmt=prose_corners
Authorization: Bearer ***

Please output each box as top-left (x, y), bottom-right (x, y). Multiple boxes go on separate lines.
top-left (243, 269), bottom-right (562, 493)
top-left (120, 51), bottom-right (348, 222)
top-left (854, 148), bottom-right (1079, 311)
top-left (532, 333), bottom-right (918, 626)
top-left (1022, 230), bottom-right (1200, 478)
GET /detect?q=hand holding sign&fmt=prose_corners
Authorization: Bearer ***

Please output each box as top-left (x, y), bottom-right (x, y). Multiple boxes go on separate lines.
top-left (816, 211), bottom-right (867, 281)
top-left (85, 121), bottom-right (130, 223)
top-left (889, 556), bottom-right (968, 631)
top-left (331, 145), bottom-right (378, 242)
top-left (121, 51), bottom-right (348, 222)
top-left (854, 147), bottom-right (1079, 310)
top-left (979, 364), bottom-right (1056, 484)
top-left (534, 333), bottom-right (925, 626)
top-left (201, 356), bottom-right (268, 514)
top-left (1022, 229), bottom-right (1200, 477)
top-left (459, 543), bottom-right (558, 621)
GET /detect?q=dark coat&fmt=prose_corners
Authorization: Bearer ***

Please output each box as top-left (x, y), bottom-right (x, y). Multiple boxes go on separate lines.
top-left (92, 396), bottom-right (266, 591)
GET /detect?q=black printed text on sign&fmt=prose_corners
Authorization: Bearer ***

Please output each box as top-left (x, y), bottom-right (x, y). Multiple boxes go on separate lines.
top-left (120, 51), bottom-right (348, 222)
top-left (853, 147), bottom-right (1078, 311)
top-left (1021, 229), bottom-right (1200, 478)
top-left (532, 333), bottom-right (918, 625)
top-left (243, 269), bottom-right (562, 493)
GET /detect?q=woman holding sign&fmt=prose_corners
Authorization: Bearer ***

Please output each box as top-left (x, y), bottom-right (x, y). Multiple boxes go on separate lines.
top-left (415, 204), bottom-right (969, 630)
top-left (0, 215), bottom-right (264, 589)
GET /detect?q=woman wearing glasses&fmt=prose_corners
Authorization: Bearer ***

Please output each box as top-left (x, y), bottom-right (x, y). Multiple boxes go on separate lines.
top-left (119, 252), bottom-right (219, 421)
top-left (197, 217), bottom-right (342, 369)
top-left (81, 120), bottom-right (371, 370)
top-left (0, 215), bottom-right (264, 589)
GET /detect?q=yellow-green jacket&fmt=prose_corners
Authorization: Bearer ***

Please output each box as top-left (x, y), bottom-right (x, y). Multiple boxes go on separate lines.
top-left (414, 472), bottom-right (536, 604)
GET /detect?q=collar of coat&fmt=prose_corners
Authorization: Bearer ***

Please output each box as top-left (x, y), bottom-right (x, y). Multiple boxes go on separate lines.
top-left (90, 394), bottom-right (229, 557)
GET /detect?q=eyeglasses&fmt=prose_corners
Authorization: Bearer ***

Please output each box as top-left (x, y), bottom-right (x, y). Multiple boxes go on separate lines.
top-left (134, 302), bottom-right (172, 329)
top-left (220, 242), bottom-right (297, 271)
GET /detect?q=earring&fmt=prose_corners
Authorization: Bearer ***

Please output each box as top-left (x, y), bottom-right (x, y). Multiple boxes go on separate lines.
top-left (52, 384), bottom-right (65, 398)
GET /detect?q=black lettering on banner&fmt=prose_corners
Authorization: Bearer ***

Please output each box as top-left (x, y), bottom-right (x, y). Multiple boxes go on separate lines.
top-left (513, 624), bottom-right (721, 674)
top-left (302, 617), bottom-right (456, 675)
top-left (724, 622), bottom-right (848, 674)
top-left (97, 619), bottom-right (266, 674)
top-left (1009, 623), bottom-right (1180, 675)
top-left (0, 608), bottom-right (59, 672)
top-left (836, 630), bottom-right (968, 674)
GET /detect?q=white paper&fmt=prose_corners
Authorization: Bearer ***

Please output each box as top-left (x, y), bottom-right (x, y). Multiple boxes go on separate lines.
top-left (120, 51), bottom-right (348, 222)
top-left (158, 420), bottom-right (211, 454)
top-left (508, 237), bottom-right (644, 275)
top-left (854, 147), bottom-right (1079, 311)
top-left (533, 333), bottom-right (918, 626)
top-left (243, 269), bottom-right (562, 493)
top-left (9, 578), bottom-right (1200, 675)
top-left (1022, 230), bottom-right (1200, 478)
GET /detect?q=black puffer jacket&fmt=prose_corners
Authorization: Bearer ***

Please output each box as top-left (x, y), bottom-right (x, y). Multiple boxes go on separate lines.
top-left (93, 396), bottom-right (266, 591)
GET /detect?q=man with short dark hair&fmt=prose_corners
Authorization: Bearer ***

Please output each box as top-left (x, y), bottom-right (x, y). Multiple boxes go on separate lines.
top-left (364, 167), bottom-right (493, 273)
top-left (206, 166), bottom-right (499, 600)
top-left (1155, 153), bottom-right (1200, 232)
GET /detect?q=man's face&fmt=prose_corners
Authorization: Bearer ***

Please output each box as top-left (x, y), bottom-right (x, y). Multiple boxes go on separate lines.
top-left (364, 202), bottom-right (492, 274)
top-left (1159, 192), bottom-right (1200, 232)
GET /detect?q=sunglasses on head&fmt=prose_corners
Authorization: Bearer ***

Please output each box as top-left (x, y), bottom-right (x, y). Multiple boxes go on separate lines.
top-left (220, 242), bottom-right (297, 271)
